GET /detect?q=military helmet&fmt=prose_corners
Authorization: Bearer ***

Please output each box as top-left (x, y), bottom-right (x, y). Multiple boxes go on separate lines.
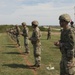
top-left (22, 22), bottom-right (26, 26)
top-left (31, 20), bottom-right (39, 26)
top-left (15, 24), bottom-right (18, 27)
top-left (59, 14), bottom-right (71, 22)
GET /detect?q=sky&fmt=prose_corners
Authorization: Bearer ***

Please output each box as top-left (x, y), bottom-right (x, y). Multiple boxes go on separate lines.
top-left (0, 0), bottom-right (75, 26)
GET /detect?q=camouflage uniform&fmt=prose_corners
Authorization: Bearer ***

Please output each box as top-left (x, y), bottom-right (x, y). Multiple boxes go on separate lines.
top-left (47, 26), bottom-right (51, 40)
top-left (22, 22), bottom-right (29, 53)
top-left (58, 14), bottom-right (75, 75)
top-left (9, 27), bottom-right (18, 42)
top-left (29, 20), bottom-right (41, 67)
top-left (14, 25), bottom-right (20, 46)
top-left (11, 27), bottom-right (16, 41)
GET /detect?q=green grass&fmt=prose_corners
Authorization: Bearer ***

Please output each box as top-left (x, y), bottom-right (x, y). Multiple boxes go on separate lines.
top-left (0, 32), bottom-right (61, 75)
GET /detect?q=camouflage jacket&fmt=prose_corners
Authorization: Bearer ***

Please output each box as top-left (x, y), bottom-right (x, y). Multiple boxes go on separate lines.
top-left (30, 27), bottom-right (41, 44)
top-left (59, 27), bottom-right (74, 60)
top-left (14, 27), bottom-right (20, 35)
top-left (47, 28), bottom-right (51, 34)
top-left (22, 27), bottom-right (29, 37)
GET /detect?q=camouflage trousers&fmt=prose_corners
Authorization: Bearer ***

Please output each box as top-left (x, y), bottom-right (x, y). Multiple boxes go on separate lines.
top-left (16, 35), bottom-right (20, 46)
top-left (47, 34), bottom-right (51, 40)
top-left (33, 43), bottom-right (41, 66)
top-left (60, 58), bottom-right (75, 75)
top-left (24, 37), bottom-right (29, 53)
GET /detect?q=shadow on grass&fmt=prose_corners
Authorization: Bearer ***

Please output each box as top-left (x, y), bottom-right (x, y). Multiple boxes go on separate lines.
top-left (2, 63), bottom-right (36, 69)
top-left (50, 46), bottom-right (59, 49)
top-left (6, 44), bottom-right (16, 45)
top-left (5, 45), bottom-right (16, 48)
top-left (2, 52), bottom-right (21, 55)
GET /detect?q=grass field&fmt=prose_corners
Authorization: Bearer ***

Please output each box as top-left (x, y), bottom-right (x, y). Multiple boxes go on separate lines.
top-left (0, 32), bottom-right (61, 75)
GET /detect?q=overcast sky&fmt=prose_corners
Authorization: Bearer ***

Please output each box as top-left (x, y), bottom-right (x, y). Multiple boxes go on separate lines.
top-left (0, 0), bottom-right (75, 25)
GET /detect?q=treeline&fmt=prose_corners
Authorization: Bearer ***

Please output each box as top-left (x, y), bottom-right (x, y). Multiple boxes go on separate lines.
top-left (0, 25), bottom-right (60, 33)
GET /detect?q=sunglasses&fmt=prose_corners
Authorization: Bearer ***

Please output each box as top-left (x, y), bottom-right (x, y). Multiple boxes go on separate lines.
top-left (60, 20), bottom-right (66, 22)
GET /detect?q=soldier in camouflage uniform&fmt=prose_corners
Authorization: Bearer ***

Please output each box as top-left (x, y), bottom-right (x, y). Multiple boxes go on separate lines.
top-left (29, 20), bottom-right (41, 67)
top-left (47, 26), bottom-right (51, 40)
top-left (54, 14), bottom-right (75, 75)
top-left (21, 22), bottom-right (30, 53)
top-left (14, 25), bottom-right (20, 46)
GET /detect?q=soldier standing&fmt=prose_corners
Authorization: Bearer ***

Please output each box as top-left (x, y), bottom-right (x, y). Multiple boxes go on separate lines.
top-left (14, 25), bottom-right (20, 47)
top-left (47, 26), bottom-right (51, 40)
top-left (21, 22), bottom-right (30, 54)
top-left (54, 14), bottom-right (75, 75)
top-left (29, 20), bottom-right (41, 67)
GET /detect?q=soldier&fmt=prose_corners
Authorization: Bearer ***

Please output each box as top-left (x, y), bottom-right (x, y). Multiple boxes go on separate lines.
top-left (54, 14), bottom-right (75, 75)
top-left (9, 27), bottom-right (16, 41)
top-left (14, 25), bottom-right (20, 47)
top-left (29, 20), bottom-right (41, 67)
top-left (47, 26), bottom-right (51, 40)
top-left (21, 22), bottom-right (30, 54)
